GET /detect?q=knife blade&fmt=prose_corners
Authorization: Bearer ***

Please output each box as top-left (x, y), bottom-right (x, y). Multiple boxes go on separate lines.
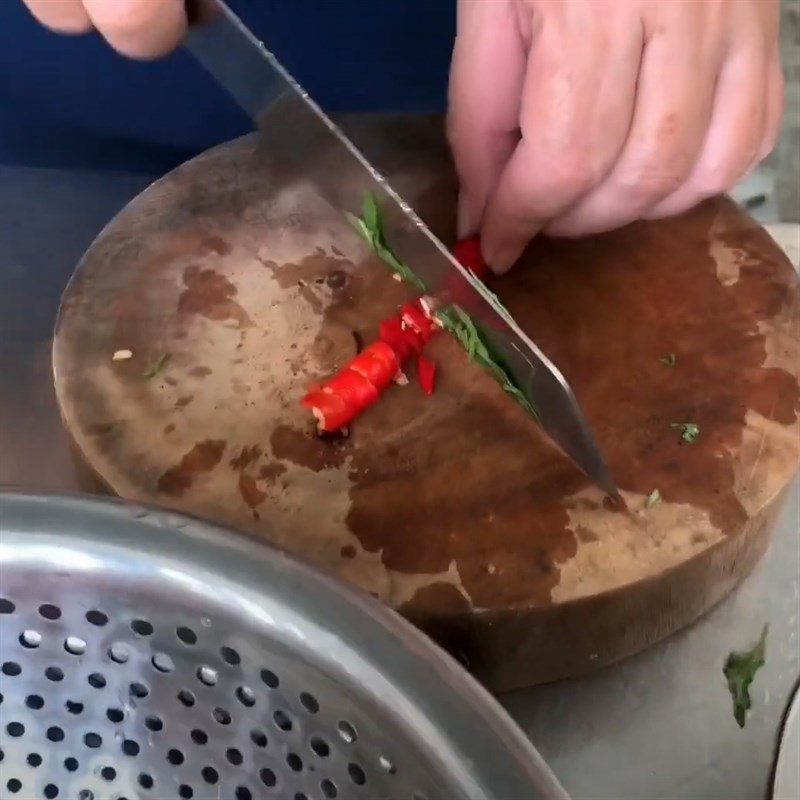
top-left (185, 0), bottom-right (619, 497)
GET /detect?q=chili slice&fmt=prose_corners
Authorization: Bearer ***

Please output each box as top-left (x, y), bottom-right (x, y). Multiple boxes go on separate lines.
top-left (417, 355), bottom-right (436, 396)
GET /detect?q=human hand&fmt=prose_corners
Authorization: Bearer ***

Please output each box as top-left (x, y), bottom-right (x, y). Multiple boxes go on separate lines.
top-left (21, 0), bottom-right (188, 59)
top-left (448, 0), bottom-right (783, 273)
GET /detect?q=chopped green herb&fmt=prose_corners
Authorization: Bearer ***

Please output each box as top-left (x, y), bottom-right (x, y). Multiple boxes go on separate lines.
top-left (348, 194), bottom-right (539, 421)
top-left (346, 194), bottom-right (426, 292)
top-left (724, 624), bottom-right (768, 728)
top-left (646, 489), bottom-right (662, 508)
top-left (143, 353), bottom-right (171, 379)
top-left (672, 422), bottom-right (700, 444)
top-left (660, 353), bottom-right (677, 368)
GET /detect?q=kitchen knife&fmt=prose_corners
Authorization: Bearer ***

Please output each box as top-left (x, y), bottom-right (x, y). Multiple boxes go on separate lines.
top-left (185, 0), bottom-right (619, 498)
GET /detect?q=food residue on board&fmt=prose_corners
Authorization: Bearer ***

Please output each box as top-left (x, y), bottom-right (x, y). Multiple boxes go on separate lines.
top-left (672, 422), bottom-right (700, 444)
top-left (143, 353), bottom-right (171, 379)
top-left (660, 353), bottom-right (677, 368)
top-left (112, 349), bottom-right (133, 361)
top-left (645, 489), bottom-right (663, 508)
top-left (724, 624), bottom-right (768, 728)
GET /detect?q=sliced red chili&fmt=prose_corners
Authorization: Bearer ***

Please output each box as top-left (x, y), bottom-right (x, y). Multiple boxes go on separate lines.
top-left (417, 355), bottom-right (436, 396)
top-left (325, 369), bottom-right (379, 412)
top-left (301, 389), bottom-right (351, 431)
top-left (454, 235), bottom-right (488, 279)
top-left (349, 342), bottom-right (399, 391)
top-left (400, 301), bottom-right (435, 340)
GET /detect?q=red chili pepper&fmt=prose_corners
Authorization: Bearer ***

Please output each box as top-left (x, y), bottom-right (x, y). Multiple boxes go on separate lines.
top-left (417, 355), bottom-right (436, 396)
top-left (454, 235), bottom-right (488, 279)
top-left (301, 389), bottom-right (351, 431)
top-left (401, 301), bottom-right (436, 340)
top-left (349, 342), bottom-right (399, 391)
top-left (325, 369), bottom-right (379, 412)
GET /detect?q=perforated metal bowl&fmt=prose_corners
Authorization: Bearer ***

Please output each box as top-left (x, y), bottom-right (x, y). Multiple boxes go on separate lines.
top-left (0, 493), bottom-right (566, 800)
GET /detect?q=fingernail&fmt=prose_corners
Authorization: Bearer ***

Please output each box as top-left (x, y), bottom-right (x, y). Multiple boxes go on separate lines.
top-left (457, 193), bottom-right (473, 239)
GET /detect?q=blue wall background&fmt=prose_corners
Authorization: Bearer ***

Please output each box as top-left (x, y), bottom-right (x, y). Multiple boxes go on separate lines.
top-left (0, 0), bottom-right (455, 172)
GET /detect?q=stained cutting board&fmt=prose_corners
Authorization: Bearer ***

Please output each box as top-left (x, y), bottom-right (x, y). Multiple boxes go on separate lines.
top-left (53, 116), bottom-right (800, 690)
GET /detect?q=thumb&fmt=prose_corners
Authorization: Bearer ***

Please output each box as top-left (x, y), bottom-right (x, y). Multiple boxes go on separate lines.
top-left (447, 0), bottom-right (526, 241)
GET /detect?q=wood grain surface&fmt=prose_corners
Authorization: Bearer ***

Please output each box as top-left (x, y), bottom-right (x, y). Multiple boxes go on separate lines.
top-left (53, 117), bottom-right (800, 690)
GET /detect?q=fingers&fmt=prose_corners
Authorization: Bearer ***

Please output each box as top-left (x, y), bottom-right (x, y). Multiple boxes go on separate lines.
top-left (82, 0), bottom-right (188, 59)
top-left (23, 0), bottom-right (92, 34)
top-left (480, 5), bottom-right (643, 271)
top-left (447, 0), bottom-right (527, 239)
top-left (757, 48), bottom-right (784, 163)
top-left (547, 20), bottom-right (721, 237)
top-left (645, 43), bottom-right (772, 220)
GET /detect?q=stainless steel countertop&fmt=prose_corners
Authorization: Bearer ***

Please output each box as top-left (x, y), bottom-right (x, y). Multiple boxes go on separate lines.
top-left (1, 163), bottom-right (798, 800)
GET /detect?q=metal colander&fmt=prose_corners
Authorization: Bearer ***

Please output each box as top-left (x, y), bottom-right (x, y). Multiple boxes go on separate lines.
top-left (0, 493), bottom-right (565, 800)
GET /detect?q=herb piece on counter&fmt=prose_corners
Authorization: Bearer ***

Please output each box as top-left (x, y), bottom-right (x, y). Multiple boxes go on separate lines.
top-left (417, 355), bottom-right (437, 396)
top-left (646, 489), bottom-right (663, 508)
top-left (143, 353), bottom-right (171, 379)
top-left (346, 193), bottom-right (426, 292)
top-left (724, 624), bottom-right (768, 728)
top-left (660, 353), bottom-right (677, 368)
top-left (672, 422), bottom-right (700, 444)
top-left (112, 349), bottom-right (133, 362)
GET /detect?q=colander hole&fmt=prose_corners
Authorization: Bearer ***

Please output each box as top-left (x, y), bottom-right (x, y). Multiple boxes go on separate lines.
top-left (177, 689), bottom-right (195, 707)
top-left (78, 792), bottom-right (94, 800)
top-left (7, 721), bottom-right (24, 737)
top-left (260, 668), bottom-right (279, 688)
top-left (109, 644), bottom-right (130, 663)
top-left (250, 729), bottom-right (268, 748)
top-left (226, 748), bottom-right (243, 766)
top-left (178, 785), bottom-right (193, 799)
top-left (101, 767), bottom-right (116, 781)
top-left (235, 686), bottom-right (256, 707)
top-left (259, 768), bottom-right (277, 788)
top-left (131, 619), bottom-right (154, 636)
top-left (235, 787), bottom-right (252, 800)
top-left (213, 707), bottom-right (232, 725)
top-left (66, 700), bottom-right (84, 715)
top-left (273, 709), bottom-right (292, 731)
top-left (220, 646), bottom-right (241, 665)
top-left (0, 693), bottom-right (3, 704)
top-left (413, 794), bottom-right (430, 800)
top-left (176, 626), bottom-right (197, 645)
top-left (45, 666), bottom-right (64, 682)
top-left (20, 630), bottom-right (42, 648)
top-left (337, 721), bottom-right (357, 744)
top-left (310, 737), bottom-right (329, 758)
top-left (286, 753), bottom-right (303, 772)
top-left (137, 773), bottom-right (153, 790)
top-left (130, 682), bottom-right (149, 699)
top-left (46, 726), bottom-right (65, 743)
top-left (295, 794), bottom-right (309, 800)
top-left (44, 783), bottom-right (59, 798)
top-left (2, 662), bottom-right (21, 676)
top-left (151, 653), bottom-right (174, 673)
top-left (197, 666), bottom-right (218, 686)
top-left (347, 764), bottom-right (366, 785)
top-left (64, 757), bottom-right (79, 772)
top-left (64, 636), bottom-right (87, 655)
top-left (167, 749), bottom-right (185, 766)
top-left (122, 739), bottom-right (140, 757)
top-left (85, 610), bottom-right (108, 626)
top-left (25, 694), bottom-right (44, 710)
top-left (106, 708), bottom-right (124, 723)
top-left (144, 715), bottom-right (163, 732)
top-left (88, 673), bottom-right (106, 689)
top-left (300, 692), bottom-right (319, 714)
top-left (7, 779), bottom-right (22, 794)
top-left (0, 598), bottom-right (15, 613)
top-left (27, 753), bottom-right (42, 767)
top-left (320, 779), bottom-right (338, 798)
top-left (39, 604), bottom-right (61, 620)
top-left (84, 733), bottom-right (102, 749)
top-left (190, 729), bottom-right (208, 745)
top-left (379, 755), bottom-right (396, 774)
top-left (201, 767), bottom-right (219, 785)
top-left (0, 748), bottom-right (4, 761)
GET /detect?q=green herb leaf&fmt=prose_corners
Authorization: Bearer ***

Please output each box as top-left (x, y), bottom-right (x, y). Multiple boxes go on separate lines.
top-left (724, 624), bottom-right (768, 728)
top-left (671, 422), bottom-right (700, 444)
top-left (660, 353), bottom-right (677, 368)
top-left (143, 353), bottom-right (171, 379)
top-left (646, 489), bottom-right (662, 508)
top-left (348, 195), bottom-right (538, 421)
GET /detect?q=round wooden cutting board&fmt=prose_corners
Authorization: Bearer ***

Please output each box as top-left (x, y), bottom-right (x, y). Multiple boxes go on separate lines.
top-left (53, 116), bottom-right (800, 691)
